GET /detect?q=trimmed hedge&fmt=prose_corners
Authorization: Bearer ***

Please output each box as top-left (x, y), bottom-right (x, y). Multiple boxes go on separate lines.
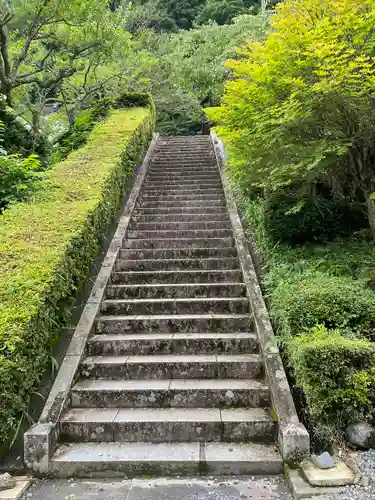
top-left (271, 274), bottom-right (375, 341)
top-left (288, 326), bottom-right (375, 429)
top-left (0, 102), bottom-right (155, 446)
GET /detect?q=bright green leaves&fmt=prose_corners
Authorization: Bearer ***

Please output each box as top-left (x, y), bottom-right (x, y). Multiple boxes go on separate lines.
top-left (208, 0), bottom-right (375, 235)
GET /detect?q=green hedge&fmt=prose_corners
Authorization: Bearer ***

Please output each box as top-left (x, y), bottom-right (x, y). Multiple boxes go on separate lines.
top-left (238, 194), bottom-right (375, 442)
top-left (288, 325), bottom-right (375, 430)
top-left (271, 274), bottom-right (375, 340)
top-left (0, 102), bottom-right (155, 446)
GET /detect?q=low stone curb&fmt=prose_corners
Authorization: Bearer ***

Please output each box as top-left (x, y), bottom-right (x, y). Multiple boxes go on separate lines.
top-left (211, 133), bottom-right (310, 464)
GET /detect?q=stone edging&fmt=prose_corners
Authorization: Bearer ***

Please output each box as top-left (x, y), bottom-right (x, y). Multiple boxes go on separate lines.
top-left (210, 133), bottom-right (310, 464)
top-left (23, 133), bottom-right (160, 475)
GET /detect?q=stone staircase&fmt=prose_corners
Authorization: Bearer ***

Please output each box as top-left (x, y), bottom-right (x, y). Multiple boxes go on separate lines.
top-left (25, 135), bottom-right (308, 477)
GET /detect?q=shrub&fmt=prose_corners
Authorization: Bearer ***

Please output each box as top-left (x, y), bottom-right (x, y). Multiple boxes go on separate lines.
top-left (271, 273), bottom-right (375, 340)
top-left (0, 101), bottom-right (155, 446)
top-left (287, 325), bottom-right (375, 427)
top-left (264, 190), bottom-right (367, 245)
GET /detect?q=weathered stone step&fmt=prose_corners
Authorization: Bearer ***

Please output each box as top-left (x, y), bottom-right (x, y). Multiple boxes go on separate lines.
top-left (147, 168), bottom-right (218, 175)
top-left (114, 257), bottom-right (239, 271)
top-left (110, 269), bottom-right (242, 284)
top-left (138, 201), bottom-right (227, 210)
top-left (143, 181), bottom-right (222, 188)
top-left (123, 238), bottom-right (234, 249)
top-left (100, 298), bottom-right (248, 315)
top-left (49, 441), bottom-right (283, 477)
top-left (105, 283), bottom-right (245, 300)
top-left (129, 222), bottom-right (230, 231)
top-left (142, 180), bottom-right (222, 191)
top-left (150, 162), bottom-right (217, 168)
top-left (60, 408), bottom-right (275, 443)
top-left (134, 206), bottom-right (228, 215)
top-left (88, 332), bottom-right (259, 356)
top-left (134, 204), bottom-right (227, 213)
top-left (131, 214), bottom-right (230, 222)
top-left (139, 194), bottom-right (225, 203)
top-left (71, 379), bottom-right (269, 409)
top-left (95, 314), bottom-right (252, 334)
top-left (119, 247), bottom-right (236, 260)
top-left (80, 354), bottom-right (262, 380)
top-left (140, 195), bottom-right (224, 202)
top-left (146, 174), bottom-right (220, 181)
top-left (126, 229), bottom-right (233, 239)
top-left (141, 189), bottom-right (223, 196)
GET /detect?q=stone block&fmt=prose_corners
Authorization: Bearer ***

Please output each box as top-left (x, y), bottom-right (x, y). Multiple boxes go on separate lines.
top-left (301, 458), bottom-right (355, 487)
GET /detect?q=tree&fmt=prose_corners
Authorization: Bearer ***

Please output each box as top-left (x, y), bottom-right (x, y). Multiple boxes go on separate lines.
top-left (207, 0), bottom-right (375, 239)
top-left (164, 14), bottom-right (266, 104)
top-left (0, 0), bottom-right (131, 136)
top-left (196, 0), bottom-right (258, 26)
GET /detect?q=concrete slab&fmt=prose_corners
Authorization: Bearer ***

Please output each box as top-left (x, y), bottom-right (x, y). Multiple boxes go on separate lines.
top-left (301, 458), bottom-right (355, 486)
top-left (0, 478), bottom-right (30, 500)
top-left (22, 477), bottom-right (291, 500)
top-left (287, 468), bottom-right (345, 499)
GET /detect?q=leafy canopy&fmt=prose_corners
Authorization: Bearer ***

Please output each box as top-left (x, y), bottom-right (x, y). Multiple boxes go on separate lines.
top-left (207, 0), bottom-right (375, 234)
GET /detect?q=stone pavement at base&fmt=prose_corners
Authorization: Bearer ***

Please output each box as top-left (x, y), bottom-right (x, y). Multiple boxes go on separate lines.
top-left (21, 477), bottom-right (292, 500)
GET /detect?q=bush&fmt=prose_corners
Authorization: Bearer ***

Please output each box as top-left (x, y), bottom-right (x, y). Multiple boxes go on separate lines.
top-left (0, 101), bottom-right (155, 446)
top-left (287, 325), bottom-right (375, 427)
top-left (237, 193), bottom-right (375, 441)
top-left (264, 190), bottom-right (368, 245)
top-left (271, 274), bottom-right (375, 341)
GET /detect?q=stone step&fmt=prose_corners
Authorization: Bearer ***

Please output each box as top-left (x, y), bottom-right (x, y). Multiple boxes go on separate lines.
top-left (143, 180), bottom-right (222, 187)
top-left (146, 174), bottom-right (220, 181)
top-left (114, 257), bottom-right (239, 271)
top-left (118, 247), bottom-right (237, 260)
top-left (150, 162), bottom-right (217, 168)
top-left (110, 270), bottom-right (242, 284)
top-left (88, 332), bottom-right (259, 356)
top-left (60, 407), bottom-right (275, 443)
top-left (80, 354), bottom-right (262, 380)
top-left (71, 379), bottom-right (269, 409)
top-left (122, 238), bottom-right (234, 249)
top-left (126, 229), bottom-right (233, 239)
top-left (95, 314), bottom-right (252, 334)
top-left (105, 283), bottom-right (245, 300)
top-left (134, 207), bottom-right (228, 216)
top-left (147, 168), bottom-right (218, 175)
top-left (139, 188), bottom-right (225, 201)
top-left (139, 194), bottom-right (225, 203)
top-left (129, 222), bottom-right (230, 231)
top-left (100, 298), bottom-right (249, 315)
top-left (49, 441), bottom-right (283, 477)
top-left (137, 203), bottom-right (227, 214)
top-left (145, 182), bottom-right (220, 189)
top-left (131, 214), bottom-right (230, 223)
top-left (133, 206), bottom-right (228, 215)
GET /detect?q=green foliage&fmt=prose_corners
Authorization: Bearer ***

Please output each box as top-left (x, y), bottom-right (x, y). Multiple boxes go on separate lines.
top-left (0, 120), bottom-right (42, 210)
top-left (238, 194), bottom-right (375, 438)
top-left (0, 153), bottom-right (41, 210)
top-left (0, 103), bottom-right (154, 446)
top-left (287, 325), bottom-right (375, 427)
top-left (208, 0), bottom-right (375, 236)
top-left (125, 0), bottom-right (260, 30)
top-left (264, 189), bottom-right (368, 245)
top-left (271, 274), bottom-right (375, 340)
top-left (197, 0), bottom-right (259, 25)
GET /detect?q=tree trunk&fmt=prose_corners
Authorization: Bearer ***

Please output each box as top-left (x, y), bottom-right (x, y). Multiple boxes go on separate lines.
top-left (366, 195), bottom-right (375, 244)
